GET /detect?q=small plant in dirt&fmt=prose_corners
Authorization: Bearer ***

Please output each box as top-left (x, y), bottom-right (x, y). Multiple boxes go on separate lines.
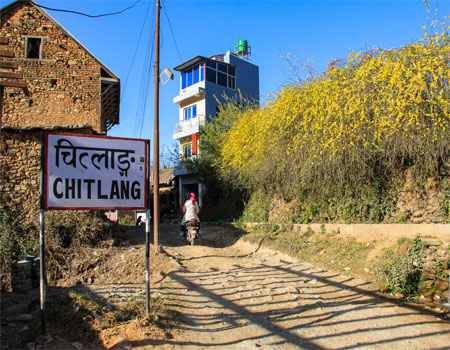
top-left (375, 236), bottom-right (424, 297)
top-left (46, 211), bottom-right (111, 248)
top-left (0, 206), bottom-right (24, 270)
top-left (418, 244), bottom-right (450, 301)
top-left (43, 211), bottom-right (115, 282)
top-left (0, 205), bottom-right (35, 290)
top-left (441, 177), bottom-right (450, 223)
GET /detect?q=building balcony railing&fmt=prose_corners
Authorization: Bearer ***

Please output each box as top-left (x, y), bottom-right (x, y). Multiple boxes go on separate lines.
top-left (173, 83), bottom-right (205, 104)
top-left (173, 114), bottom-right (206, 140)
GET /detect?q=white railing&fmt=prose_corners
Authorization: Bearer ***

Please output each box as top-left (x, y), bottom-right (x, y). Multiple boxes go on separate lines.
top-left (174, 114), bottom-right (206, 135)
top-left (172, 84), bottom-right (205, 104)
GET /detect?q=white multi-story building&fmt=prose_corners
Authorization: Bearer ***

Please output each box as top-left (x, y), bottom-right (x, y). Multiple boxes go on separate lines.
top-left (172, 42), bottom-right (259, 208)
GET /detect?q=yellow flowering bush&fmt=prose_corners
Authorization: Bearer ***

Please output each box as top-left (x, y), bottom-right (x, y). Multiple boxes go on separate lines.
top-left (218, 35), bottom-right (449, 222)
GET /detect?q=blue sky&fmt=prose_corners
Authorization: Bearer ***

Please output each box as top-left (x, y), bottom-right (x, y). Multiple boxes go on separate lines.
top-left (2, 0), bottom-right (449, 160)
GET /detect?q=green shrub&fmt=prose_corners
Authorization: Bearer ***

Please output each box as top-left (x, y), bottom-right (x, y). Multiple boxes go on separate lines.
top-left (0, 206), bottom-right (26, 272)
top-left (46, 211), bottom-right (110, 248)
top-left (240, 190), bottom-right (271, 223)
top-left (376, 236), bottom-right (424, 297)
top-left (294, 182), bottom-right (396, 223)
top-left (441, 177), bottom-right (450, 223)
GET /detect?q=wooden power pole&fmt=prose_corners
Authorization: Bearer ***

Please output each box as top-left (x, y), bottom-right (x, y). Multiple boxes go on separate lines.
top-left (152, 0), bottom-right (161, 250)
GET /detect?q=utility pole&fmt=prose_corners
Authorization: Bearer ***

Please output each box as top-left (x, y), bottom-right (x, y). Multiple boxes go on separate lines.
top-left (152, 0), bottom-right (161, 250)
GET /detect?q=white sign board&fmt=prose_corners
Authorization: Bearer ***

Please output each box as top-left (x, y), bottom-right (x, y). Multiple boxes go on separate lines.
top-left (45, 133), bottom-right (149, 210)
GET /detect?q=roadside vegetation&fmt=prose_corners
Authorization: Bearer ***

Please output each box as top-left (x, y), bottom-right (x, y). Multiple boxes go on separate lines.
top-left (0, 203), bottom-right (117, 289)
top-left (1, 203), bottom-right (176, 346)
top-left (46, 289), bottom-right (171, 347)
top-left (197, 33), bottom-right (449, 224)
top-left (190, 32), bottom-right (450, 309)
top-left (0, 205), bottom-right (29, 288)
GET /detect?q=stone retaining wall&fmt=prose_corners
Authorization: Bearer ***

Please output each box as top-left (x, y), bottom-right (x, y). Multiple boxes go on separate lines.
top-left (0, 131), bottom-right (40, 227)
top-left (244, 223), bottom-right (450, 243)
top-left (0, 128), bottom-right (92, 227)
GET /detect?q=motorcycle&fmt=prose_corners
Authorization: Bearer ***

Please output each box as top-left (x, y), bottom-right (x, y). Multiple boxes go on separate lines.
top-left (185, 219), bottom-right (200, 246)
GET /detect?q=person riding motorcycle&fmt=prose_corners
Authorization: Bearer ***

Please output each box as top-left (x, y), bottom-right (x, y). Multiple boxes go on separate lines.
top-left (180, 192), bottom-right (200, 239)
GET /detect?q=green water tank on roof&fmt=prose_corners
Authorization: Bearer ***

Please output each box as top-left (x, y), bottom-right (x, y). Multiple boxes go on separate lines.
top-left (236, 39), bottom-right (249, 55)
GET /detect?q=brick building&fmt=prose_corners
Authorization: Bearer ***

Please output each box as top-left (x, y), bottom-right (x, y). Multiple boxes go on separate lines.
top-left (0, 0), bottom-right (120, 225)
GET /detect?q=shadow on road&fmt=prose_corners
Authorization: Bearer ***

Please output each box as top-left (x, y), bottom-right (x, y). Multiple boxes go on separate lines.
top-left (129, 261), bottom-right (450, 349)
top-left (114, 223), bottom-right (245, 249)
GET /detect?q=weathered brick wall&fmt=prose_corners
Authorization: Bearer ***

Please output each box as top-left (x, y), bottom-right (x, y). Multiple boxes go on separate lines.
top-left (0, 2), bottom-right (103, 132)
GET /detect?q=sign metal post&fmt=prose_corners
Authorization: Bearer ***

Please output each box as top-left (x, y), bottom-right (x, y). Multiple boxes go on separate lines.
top-left (145, 206), bottom-right (151, 317)
top-left (39, 133), bottom-right (46, 334)
top-left (145, 141), bottom-right (151, 318)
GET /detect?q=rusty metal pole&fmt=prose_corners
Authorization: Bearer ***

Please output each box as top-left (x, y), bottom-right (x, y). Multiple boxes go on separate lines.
top-left (152, 0), bottom-right (161, 250)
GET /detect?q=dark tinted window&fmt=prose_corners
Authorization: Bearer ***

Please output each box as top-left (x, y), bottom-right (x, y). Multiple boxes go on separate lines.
top-left (26, 37), bottom-right (41, 59)
top-left (217, 62), bottom-right (227, 73)
top-left (183, 144), bottom-right (192, 158)
top-left (206, 68), bottom-right (216, 83)
top-left (228, 65), bottom-right (235, 76)
top-left (217, 72), bottom-right (227, 86)
top-left (228, 76), bottom-right (235, 89)
top-left (206, 60), bottom-right (216, 69)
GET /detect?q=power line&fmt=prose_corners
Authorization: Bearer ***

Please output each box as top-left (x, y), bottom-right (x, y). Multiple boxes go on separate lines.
top-left (134, 28), bottom-right (152, 137)
top-left (121, 0), bottom-right (152, 101)
top-left (138, 6), bottom-right (155, 138)
top-left (161, 0), bottom-right (182, 60)
top-left (139, 34), bottom-right (155, 138)
top-left (30, 0), bottom-right (143, 18)
top-left (134, 8), bottom-right (155, 138)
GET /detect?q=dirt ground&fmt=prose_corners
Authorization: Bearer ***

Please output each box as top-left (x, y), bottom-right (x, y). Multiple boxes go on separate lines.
top-left (135, 224), bottom-right (450, 350)
top-left (37, 224), bottom-right (450, 349)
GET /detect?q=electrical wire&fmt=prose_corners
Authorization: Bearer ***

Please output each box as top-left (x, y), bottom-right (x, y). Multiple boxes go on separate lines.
top-left (161, 0), bottom-right (182, 61)
top-left (134, 12), bottom-right (155, 138)
top-left (139, 34), bottom-right (154, 138)
top-left (30, 0), bottom-right (143, 18)
top-left (134, 30), bottom-right (152, 137)
top-left (121, 0), bottom-right (151, 101)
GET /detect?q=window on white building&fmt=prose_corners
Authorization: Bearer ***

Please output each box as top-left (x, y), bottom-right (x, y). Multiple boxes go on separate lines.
top-left (183, 104), bottom-right (197, 120)
top-left (182, 143), bottom-right (192, 159)
top-left (180, 59), bottom-right (236, 90)
top-left (181, 64), bottom-right (205, 89)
